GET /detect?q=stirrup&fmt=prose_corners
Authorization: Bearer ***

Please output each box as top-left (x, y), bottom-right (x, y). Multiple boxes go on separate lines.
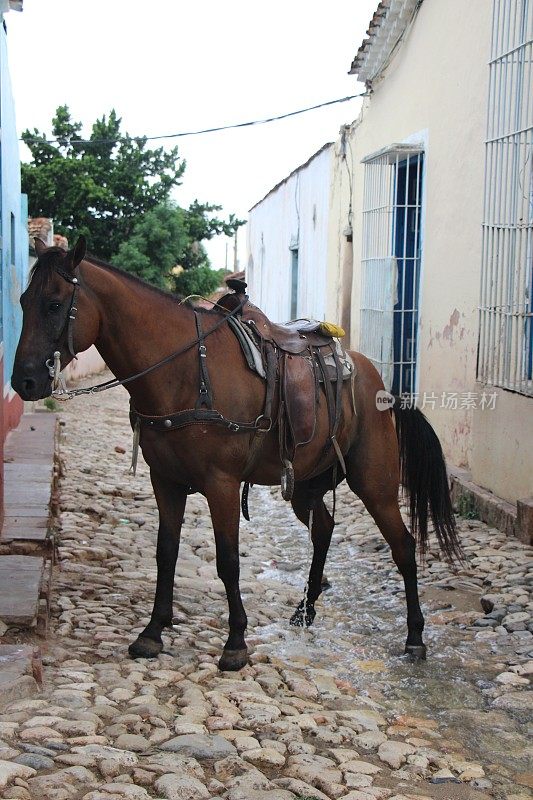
top-left (281, 459), bottom-right (294, 501)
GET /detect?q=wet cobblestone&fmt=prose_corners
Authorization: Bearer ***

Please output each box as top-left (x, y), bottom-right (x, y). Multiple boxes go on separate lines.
top-left (0, 378), bottom-right (531, 800)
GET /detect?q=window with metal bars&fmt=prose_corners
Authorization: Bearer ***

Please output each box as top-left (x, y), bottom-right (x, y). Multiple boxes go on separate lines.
top-left (360, 144), bottom-right (424, 396)
top-left (478, 0), bottom-right (533, 396)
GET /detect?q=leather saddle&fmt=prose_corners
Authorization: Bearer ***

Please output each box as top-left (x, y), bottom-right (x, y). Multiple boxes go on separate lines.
top-left (220, 278), bottom-right (336, 354)
top-left (218, 279), bottom-right (354, 501)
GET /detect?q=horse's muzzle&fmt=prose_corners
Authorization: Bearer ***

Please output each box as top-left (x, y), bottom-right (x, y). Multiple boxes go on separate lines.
top-left (11, 364), bottom-right (51, 401)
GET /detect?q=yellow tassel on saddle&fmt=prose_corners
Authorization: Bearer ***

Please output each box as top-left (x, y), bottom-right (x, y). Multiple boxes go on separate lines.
top-left (320, 321), bottom-right (345, 338)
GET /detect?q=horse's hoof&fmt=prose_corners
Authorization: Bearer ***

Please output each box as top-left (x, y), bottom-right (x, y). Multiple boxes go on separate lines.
top-left (404, 644), bottom-right (427, 660)
top-left (218, 648), bottom-right (248, 671)
top-left (290, 603), bottom-right (316, 628)
top-left (128, 636), bottom-right (163, 659)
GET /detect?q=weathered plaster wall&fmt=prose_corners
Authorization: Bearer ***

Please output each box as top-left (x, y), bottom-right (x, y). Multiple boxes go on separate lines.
top-left (327, 0), bottom-right (532, 502)
top-left (471, 390), bottom-right (533, 503)
top-left (64, 346), bottom-right (106, 382)
top-left (248, 145), bottom-right (333, 323)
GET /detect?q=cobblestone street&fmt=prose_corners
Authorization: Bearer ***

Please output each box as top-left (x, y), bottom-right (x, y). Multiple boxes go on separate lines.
top-left (0, 379), bottom-right (531, 800)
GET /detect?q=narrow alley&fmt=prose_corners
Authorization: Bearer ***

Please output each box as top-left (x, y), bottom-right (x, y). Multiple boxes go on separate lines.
top-left (0, 380), bottom-right (531, 800)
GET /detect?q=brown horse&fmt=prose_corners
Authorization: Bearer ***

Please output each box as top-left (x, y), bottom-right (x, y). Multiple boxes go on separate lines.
top-left (12, 237), bottom-right (461, 670)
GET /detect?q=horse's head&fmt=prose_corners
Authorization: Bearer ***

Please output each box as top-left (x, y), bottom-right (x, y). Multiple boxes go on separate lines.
top-left (12, 236), bottom-right (98, 400)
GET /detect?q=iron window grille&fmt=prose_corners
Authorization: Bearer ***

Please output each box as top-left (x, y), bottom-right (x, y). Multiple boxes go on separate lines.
top-left (360, 144), bottom-right (424, 396)
top-left (478, 0), bottom-right (533, 396)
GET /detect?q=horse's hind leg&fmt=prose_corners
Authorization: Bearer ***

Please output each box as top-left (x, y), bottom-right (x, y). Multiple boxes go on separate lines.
top-left (129, 473), bottom-right (187, 658)
top-left (346, 440), bottom-right (426, 659)
top-left (289, 483), bottom-right (335, 628)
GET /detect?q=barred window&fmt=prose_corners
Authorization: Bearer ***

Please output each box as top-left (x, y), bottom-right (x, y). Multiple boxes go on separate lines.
top-left (360, 144), bottom-right (424, 395)
top-left (478, 0), bottom-right (533, 395)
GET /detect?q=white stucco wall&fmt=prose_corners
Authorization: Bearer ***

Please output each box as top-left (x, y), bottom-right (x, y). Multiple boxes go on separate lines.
top-left (65, 346), bottom-right (106, 382)
top-left (326, 0), bottom-right (533, 503)
top-left (248, 144), bottom-right (333, 323)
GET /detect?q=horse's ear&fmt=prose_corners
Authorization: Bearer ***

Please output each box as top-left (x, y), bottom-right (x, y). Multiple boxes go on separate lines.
top-left (34, 237), bottom-right (47, 257)
top-left (70, 235), bottom-right (87, 270)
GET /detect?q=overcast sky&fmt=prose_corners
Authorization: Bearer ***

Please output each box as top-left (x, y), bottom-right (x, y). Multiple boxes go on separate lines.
top-left (6, 0), bottom-right (376, 268)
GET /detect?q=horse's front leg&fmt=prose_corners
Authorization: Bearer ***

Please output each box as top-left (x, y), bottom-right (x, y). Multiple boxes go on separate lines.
top-left (206, 479), bottom-right (248, 671)
top-left (129, 472), bottom-right (187, 658)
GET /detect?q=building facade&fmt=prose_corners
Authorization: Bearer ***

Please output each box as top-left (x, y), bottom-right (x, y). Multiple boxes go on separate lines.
top-left (1, 0), bottom-right (28, 521)
top-left (248, 143), bottom-right (333, 323)
top-left (326, 0), bottom-right (533, 506)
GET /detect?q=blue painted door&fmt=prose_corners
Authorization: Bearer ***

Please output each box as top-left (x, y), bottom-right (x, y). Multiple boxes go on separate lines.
top-left (392, 154), bottom-right (423, 395)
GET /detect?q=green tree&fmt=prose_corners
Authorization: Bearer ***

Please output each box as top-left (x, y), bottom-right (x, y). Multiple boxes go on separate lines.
top-left (111, 201), bottom-right (243, 296)
top-left (173, 263), bottom-right (226, 298)
top-left (22, 105), bottom-right (185, 260)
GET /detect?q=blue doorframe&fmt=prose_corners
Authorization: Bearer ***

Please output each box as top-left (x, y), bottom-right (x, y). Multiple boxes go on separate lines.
top-left (392, 154), bottom-right (423, 395)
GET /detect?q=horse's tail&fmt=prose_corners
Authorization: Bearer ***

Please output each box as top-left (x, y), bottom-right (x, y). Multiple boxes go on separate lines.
top-left (392, 402), bottom-right (463, 562)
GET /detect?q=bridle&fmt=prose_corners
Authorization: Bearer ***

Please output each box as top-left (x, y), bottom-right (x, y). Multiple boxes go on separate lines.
top-left (40, 258), bottom-right (274, 480)
top-left (45, 267), bottom-right (79, 396)
top-left (45, 264), bottom-right (248, 401)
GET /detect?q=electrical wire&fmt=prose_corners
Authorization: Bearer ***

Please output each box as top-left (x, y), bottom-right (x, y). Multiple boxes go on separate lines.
top-left (21, 93), bottom-right (366, 146)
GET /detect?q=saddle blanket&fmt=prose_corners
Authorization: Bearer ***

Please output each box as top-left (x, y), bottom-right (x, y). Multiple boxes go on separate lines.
top-left (227, 315), bottom-right (354, 382)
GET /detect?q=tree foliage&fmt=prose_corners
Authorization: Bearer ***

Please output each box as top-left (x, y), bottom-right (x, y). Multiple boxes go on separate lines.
top-left (22, 105), bottom-right (185, 261)
top-left (109, 203), bottom-right (186, 288)
top-left (173, 263), bottom-right (226, 298)
top-left (111, 201), bottom-right (240, 296)
top-left (22, 106), bottom-right (245, 293)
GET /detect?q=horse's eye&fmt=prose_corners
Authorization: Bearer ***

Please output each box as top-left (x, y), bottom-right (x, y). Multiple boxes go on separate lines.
top-left (48, 302), bottom-right (61, 313)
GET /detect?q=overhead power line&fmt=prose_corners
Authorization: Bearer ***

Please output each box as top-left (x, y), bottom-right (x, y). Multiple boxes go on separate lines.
top-left (21, 93), bottom-right (366, 146)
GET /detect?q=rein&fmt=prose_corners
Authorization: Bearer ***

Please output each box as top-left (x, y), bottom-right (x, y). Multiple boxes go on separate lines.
top-left (48, 265), bottom-right (247, 400)
top-left (46, 260), bottom-right (275, 478)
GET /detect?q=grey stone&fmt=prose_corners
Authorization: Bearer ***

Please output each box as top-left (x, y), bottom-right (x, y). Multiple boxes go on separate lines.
top-left (146, 752), bottom-right (204, 779)
top-left (161, 734), bottom-right (236, 759)
top-left (19, 744), bottom-right (58, 757)
top-left (486, 608), bottom-right (506, 622)
top-left (226, 790), bottom-right (296, 800)
top-left (13, 753), bottom-right (55, 770)
top-left (154, 773), bottom-right (210, 800)
top-left (43, 741), bottom-right (70, 752)
top-left (0, 760), bottom-right (37, 787)
top-left (503, 611), bottom-right (531, 632)
top-left (474, 618), bottom-right (497, 627)
top-left (470, 778), bottom-right (493, 789)
top-left (491, 691), bottom-right (533, 711)
top-left (377, 741), bottom-right (415, 769)
top-left (113, 734), bottom-right (150, 752)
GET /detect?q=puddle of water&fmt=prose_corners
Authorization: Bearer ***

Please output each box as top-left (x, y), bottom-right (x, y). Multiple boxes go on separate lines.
top-left (252, 486), bottom-right (532, 776)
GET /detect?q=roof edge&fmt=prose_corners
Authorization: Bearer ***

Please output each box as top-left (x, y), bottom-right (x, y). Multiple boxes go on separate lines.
top-left (249, 142), bottom-right (333, 213)
top-left (349, 0), bottom-right (421, 84)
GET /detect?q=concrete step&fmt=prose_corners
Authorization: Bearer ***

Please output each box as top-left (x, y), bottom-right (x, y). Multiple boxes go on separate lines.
top-left (1, 412), bottom-right (58, 556)
top-left (0, 411), bottom-right (58, 708)
top-left (0, 645), bottom-right (42, 708)
top-left (0, 555), bottom-right (45, 626)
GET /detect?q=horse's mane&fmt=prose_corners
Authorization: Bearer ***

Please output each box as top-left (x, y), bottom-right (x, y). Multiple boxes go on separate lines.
top-left (29, 248), bottom-right (223, 314)
top-left (85, 254), bottom-right (182, 304)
